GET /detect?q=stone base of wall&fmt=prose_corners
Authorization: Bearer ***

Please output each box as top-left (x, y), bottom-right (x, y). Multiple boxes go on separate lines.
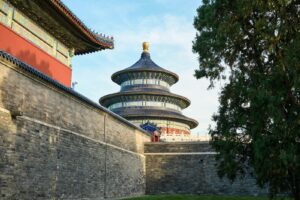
top-left (144, 142), bottom-right (268, 196)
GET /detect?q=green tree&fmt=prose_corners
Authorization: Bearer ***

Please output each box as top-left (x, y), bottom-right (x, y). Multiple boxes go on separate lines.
top-left (193, 0), bottom-right (300, 199)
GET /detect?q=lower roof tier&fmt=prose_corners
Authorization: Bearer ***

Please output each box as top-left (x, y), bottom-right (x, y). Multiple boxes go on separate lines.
top-left (99, 90), bottom-right (191, 109)
top-left (112, 107), bottom-right (198, 129)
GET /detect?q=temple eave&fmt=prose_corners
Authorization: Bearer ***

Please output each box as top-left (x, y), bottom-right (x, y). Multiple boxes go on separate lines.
top-left (99, 91), bottom-right (191, 108)
top-left (114, 108), bottom-right (198, 129)
top-left (9, 0), bottom-right (114, 53)
top-left (124, 115), bottom-right (198, 129)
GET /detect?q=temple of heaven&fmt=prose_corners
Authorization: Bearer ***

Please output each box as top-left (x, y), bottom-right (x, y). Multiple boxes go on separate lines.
top-left (100, 42), bottom-right (198, 141)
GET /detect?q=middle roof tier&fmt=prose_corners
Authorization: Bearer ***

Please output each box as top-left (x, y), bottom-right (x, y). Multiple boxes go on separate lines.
top-left (99, 90), bottom-right (191, 110)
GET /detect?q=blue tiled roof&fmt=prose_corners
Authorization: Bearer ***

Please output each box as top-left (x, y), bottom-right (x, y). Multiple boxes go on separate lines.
top-left (111, 52), bottom-right (179, 85)
top-left (128, 52), bottom-right (162, 69)
top-left (99, 90), bottom-right (191, 109)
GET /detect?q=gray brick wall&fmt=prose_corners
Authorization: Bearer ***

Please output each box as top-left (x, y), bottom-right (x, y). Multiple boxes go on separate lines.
top-left (0, 58), bottom-right (150, 200)
top-left (145, 142), bottom-right (268, 196)
top-left (106, 147), bottom-right (145, 199)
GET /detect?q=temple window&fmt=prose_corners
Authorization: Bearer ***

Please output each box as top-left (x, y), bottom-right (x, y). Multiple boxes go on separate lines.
top-left (120, 78), bottom-right (170, 88)
top-left (108, 100), bottom-right (181, 111)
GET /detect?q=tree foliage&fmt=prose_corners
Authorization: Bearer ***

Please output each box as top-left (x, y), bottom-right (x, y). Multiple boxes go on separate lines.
top-left (193, 0), bottom-right (300, 199)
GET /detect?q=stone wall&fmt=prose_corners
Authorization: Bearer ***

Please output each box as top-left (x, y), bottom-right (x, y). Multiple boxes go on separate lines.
top-left (145, 142), bottom-right (267, 196)
top-left (0, 53), bottom-right (151, 200)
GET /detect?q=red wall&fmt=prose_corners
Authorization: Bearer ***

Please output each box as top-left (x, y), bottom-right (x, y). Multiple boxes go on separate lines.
top-left (0, 23), bottom-right (71, 87)
top-left (161, 127), bottom-right (190, 135)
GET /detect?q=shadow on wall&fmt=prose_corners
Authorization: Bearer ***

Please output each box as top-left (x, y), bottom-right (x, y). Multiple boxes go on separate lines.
top-left (4, 48), bottom-right (52, 78)
top-left (0, 60), bottom-right (57, 199)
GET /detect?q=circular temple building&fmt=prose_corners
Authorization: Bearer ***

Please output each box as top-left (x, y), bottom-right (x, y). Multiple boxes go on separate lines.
top-left (99, 42), bottom-right (198, 141)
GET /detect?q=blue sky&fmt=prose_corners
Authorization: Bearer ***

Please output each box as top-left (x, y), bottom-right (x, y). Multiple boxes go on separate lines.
top-left (63, 0), bottom-right (220, 136)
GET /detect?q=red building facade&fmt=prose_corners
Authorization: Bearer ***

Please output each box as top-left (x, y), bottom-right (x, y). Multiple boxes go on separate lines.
top-left (0, 0), bottom-right (113, 86)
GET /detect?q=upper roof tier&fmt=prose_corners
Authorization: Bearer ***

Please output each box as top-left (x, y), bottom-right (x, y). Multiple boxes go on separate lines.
top-left (9, 0), bottom-right (114, 54)
top-left (111, 42), bottom-right (179, 85)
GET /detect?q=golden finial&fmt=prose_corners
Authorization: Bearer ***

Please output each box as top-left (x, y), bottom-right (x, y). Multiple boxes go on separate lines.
top-left (143, 42), bottom-right (149, 52)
